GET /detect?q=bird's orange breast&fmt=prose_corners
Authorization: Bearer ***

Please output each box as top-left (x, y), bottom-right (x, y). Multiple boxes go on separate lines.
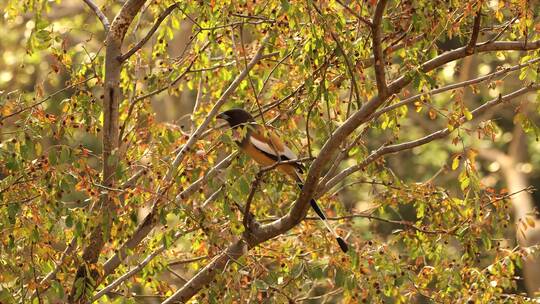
top-left (240, 135), bottom-right (299, 180)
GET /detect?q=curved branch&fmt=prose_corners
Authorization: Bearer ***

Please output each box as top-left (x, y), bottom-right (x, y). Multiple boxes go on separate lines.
top-left (161, 39), bottom-right (540, 303)
top-left (387, 39), bottom-right (540, 95)
top-left (82, 0), bottom-right (110, 32)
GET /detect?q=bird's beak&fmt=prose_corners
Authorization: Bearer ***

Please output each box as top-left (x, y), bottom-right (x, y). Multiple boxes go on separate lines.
top-left (216, 113), bottom-right (229, 128)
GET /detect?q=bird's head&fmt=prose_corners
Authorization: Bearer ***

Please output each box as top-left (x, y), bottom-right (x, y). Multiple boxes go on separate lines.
top-left (216, 108), bottom-right (254, 128)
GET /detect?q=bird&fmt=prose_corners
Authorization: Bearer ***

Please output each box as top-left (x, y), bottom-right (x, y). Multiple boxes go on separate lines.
top-left (216, 108), bottom-right (349, 253)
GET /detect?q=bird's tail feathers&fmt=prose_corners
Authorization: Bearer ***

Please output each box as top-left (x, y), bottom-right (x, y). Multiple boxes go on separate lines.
top-left (296, 173), bottom-right (348, 253)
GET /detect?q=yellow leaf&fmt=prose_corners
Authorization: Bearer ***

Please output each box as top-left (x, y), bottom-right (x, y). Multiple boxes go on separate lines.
top-left (526, 216), bottom-right (536, 228)
top-left (428, 109), bottom-right (437, 120)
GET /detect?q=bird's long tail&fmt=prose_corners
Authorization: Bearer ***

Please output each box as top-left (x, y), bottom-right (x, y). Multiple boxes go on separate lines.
top-left (295, 173), bottom-right (348, 253)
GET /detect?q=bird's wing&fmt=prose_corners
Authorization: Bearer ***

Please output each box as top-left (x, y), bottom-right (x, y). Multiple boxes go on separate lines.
top-left (249, 127), bottom-right (298, 161)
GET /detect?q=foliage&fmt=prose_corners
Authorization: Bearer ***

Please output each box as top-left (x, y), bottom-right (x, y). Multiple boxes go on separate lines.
top-left (1, 0), bottom-right (540, 303)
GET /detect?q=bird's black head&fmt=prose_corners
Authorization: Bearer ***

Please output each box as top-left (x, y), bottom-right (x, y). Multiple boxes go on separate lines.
top-left (216, 108), bottom-right (254, 128)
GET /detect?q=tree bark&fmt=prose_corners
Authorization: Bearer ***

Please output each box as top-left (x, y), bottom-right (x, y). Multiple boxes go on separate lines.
top-left (68, 0), bottom-right (147, 302)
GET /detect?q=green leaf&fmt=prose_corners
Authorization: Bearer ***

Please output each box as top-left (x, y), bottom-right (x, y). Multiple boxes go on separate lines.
top-left (334, 268), bottom-right (346, 287)
top-left (463, 108), bottom-right (473, 121)
top-left (7, 203), bottom-right (19, 225)
top-left (65, 214), bottom-right (73, 228)
top-left (51, 280), bottom-right (64, 298)
top-left (254, 279), bottom-right (269, 290)
top-left (239, 177), bottom-right (250, 195)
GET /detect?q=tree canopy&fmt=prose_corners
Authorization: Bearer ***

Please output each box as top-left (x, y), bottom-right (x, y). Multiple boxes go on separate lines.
top-left (1, 0), bottom-right (540, 303)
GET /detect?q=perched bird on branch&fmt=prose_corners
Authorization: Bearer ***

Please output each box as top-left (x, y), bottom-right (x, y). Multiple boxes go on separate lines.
top-left (217, 108), bottom-right (349, 253)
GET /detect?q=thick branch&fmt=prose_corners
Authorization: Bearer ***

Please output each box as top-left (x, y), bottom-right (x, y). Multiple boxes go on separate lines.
top-left (162, 39), bottom-right (540, 302)
top-left (371, 0), bottom-right (388, 98)
top-left (69, 0), bottom-right (148, 302)
top-left (119, 2), bottom-right (180, 62)
top-left (387, 39), bottom-right (540, 96)
top-left (101, 34), bottom-right (270, 278)
top-left (82, 0), bottom-right (110, 32)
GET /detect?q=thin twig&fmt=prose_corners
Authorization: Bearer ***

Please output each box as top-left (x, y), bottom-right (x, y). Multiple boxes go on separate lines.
top-left (481, 16), bottom-right (518, 45)
top-left (192, 72), bottom-right (204, 116)
top-left (92, 228), bottom-right (198, 301)
top-left (167, 267), bottom-right (188, 282)
top-left (335, 0), bottom-right (372, 27)
top-left (324, 85), bottom-right (540, 192)
top-left (169, 255), bottom-right (208, 266)
top-left (242, 171), bottom-right (264, 230)
top-left (466, 4), bottom-right (482, 53)
top-left (373, 57), bottom-right (540, 118)
top-left (330, 31), bottom-right (361, 109)
top-left (0, 77), bottom-right (95, 123)
top-left (119, 2), bottom-right (180, 61)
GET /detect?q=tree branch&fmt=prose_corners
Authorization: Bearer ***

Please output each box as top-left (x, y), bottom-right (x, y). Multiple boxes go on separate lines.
top-left (331, 31), bottom-right (361, 108)
top-left (374, 57), bottom-right (540, 118)
top-left (387, 39), bottom-right (540, 96)
top-left (371, 0), bottom-right (388, 98)
top-left (323, 85), bottom-right (540, 192)
top-left (335, 0), bottom-right (373, 27)
top-left (119, 2), bottom-right (180, 62)
top-left (69, 0), bottom-right (148, 301)
top-left (101, 153), bottom-right (237, 276)
top-left (82, 0), bottom-right (110, 32)
top-left (466, 3), bottom-right (482, 53)
top-left (101, 33), bottom-right (271, 279)
top-left (162, 38), bottom-right (540, 303)
top-left (92, 228), bottom-right (198, 301)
